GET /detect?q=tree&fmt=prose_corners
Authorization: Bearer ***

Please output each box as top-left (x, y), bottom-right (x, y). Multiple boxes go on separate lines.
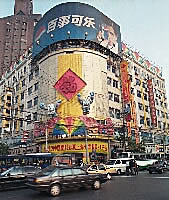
top-left (127, 137), bottom-right (145, 153)
top-left (0, 143), bottom-right (9, 155)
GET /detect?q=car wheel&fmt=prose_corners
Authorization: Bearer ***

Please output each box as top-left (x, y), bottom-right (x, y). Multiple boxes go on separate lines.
top-left (159, 169), bottom-right (164, 174)
top-left (49, 184), bottom-right (61, 197)
top-left (149, 171), bottom-right (152, 174)
top-left (107, 173), bottom-right (111, 180)
top-left (117, 170), bottom-right (121, 175)
top-left (92, 180), bottom-right (101, 190)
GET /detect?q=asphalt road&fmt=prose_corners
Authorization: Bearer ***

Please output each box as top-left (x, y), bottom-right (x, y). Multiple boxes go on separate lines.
top-left (1, 172), bottom-right (169, 200)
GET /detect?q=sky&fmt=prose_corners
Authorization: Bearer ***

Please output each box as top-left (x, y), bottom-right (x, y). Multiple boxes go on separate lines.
top-left (1, 0), bottom-right (169, 105)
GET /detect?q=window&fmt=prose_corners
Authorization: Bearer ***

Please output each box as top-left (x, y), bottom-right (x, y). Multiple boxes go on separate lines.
top-left (144, 94), bottom-right (147, 101)
top-left (27, 100), bottom-right (32, 108)
top-left (140, 116), bottom-right (144, 124)
top-left (35, 69), bottom-right (39, 76)
top-left (5, 109), bottom-right (10, 115)
top-left (129, 74), bottom-right (133, 82)
top-left (24, 166), bottom-right (37, 174)
top-left (24, 66), bottom-right (26, 73)
top-left (108, 92), bottom-right (113, 101)
top-left (20, 105), bottom-right (24, 112)
top-left (146, 118), bottom-right (150, 126)
top-left (22, 79), bottom-right (25, 87)
top-left (115, 160), bottom-right (121, 164)
top-left (51, 169), bottom-right (59, 177)
top-left (29, 73), bottom-right (33, 82)
top-left (21, 92), bottom-right (24, 100)
top-left (138, 103), bottom-right (143, 110)
top-left (16, 84), bottom-right (19, 91)
top-left (137, 90), bottom-right (141, 98)
top-left (115, 109), bottom-right (120, 119)
top-left (114, 94), bottom-right (119, 103)
top-left (158, 121), bottom-right (161, 129)
top-left (15, 108), bottom-right (18, 115)
top-left (9, 166), bottom-right (23, 175)
top-left (107, 65), bottom-right (111, 71)
top-left (60, 169), bottom-right (72, 176)
top-left (33, 112), bottom-right (38, 121)
top-left (131, 88), bottom-right (134, 95)
top-left (145, 106), bottom-right (148, 112)
top-left (28, 86), bottom-right (33, 95)
top-left (34, 82), bottom-right (39, 91)
top-left (15, 96), bottom-right (18, 103)
top-left (107, 77), bottom-right (112, 85)
top-left (26, 114), bottom-right (31, 125)
top-left (136, 79), bottom-right (140, 86)
top-left (72, 168), bottom-right (86, 175)
top-left (34, 96), bottom-right (38, 106)
top-left (109, 107), bottom-right (114, 118)
top-left (112, 67), bottom-right (115, 73)
top-left (113, 80), bottom-right (118, 88)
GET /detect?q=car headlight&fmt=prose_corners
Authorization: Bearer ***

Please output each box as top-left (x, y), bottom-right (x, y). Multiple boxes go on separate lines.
top-left (35, 178), bottom-right (44, 183)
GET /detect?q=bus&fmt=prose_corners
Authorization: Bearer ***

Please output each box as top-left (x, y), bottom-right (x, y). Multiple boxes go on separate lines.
top-left (115, 152), bottom-right (158, 170)
top-left (0, 153), bottom-right (73, 172)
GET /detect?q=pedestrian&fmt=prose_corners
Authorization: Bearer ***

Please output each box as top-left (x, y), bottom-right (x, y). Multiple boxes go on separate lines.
top-left (134, 161), bottom-right (139, 175)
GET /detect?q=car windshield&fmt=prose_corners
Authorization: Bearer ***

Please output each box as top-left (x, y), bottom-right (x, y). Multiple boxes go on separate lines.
top-left (37, 165), bottom-right (57, 176)
top-left (1, 167), bottom-right (14, 176)
top-left (1, 166), bottom-right (23, 176)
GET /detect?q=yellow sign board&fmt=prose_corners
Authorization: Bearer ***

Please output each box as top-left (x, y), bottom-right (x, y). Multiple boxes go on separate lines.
top-left (42, 140), bottom-right (108, 154)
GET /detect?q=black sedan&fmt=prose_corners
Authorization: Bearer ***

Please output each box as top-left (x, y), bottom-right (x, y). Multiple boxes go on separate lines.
top-left (26, 165), bottom-right (108, 197)
top-left (0, 165), bottom-right (41, 190)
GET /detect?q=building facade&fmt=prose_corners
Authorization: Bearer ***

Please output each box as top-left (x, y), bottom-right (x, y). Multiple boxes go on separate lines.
top-left (0, 2), bottom-right (169, 161)
top-left (0, 0), bottom-right (41, 77)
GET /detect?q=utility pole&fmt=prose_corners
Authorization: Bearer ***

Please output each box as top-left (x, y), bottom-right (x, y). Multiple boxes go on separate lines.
top-left (85, 127), bottom-right (89, 164)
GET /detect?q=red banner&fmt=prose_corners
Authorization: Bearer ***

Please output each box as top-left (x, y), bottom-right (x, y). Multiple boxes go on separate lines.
top-left (147, 80), bottom-right (157, 127)
top-left (120, 60), bottom-right (130, 103)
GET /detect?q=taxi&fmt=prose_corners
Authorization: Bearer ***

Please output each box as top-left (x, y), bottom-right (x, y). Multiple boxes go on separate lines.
top-left (87, 164), bottom-right (116, 180)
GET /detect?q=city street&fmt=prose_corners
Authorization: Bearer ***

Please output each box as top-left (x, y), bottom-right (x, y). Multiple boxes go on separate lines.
top-left (1, 172), bottom-right (169, 200)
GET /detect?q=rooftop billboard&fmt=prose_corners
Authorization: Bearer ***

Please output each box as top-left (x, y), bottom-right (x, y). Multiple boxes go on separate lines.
top-left (32, 2), bottom-right (121, 57)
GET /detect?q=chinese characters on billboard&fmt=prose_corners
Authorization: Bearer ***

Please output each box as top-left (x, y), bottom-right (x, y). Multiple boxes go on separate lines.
top-left (42, 140), bottom-right (108, 154)
top-left (32, 2), bottom-right (121, 57)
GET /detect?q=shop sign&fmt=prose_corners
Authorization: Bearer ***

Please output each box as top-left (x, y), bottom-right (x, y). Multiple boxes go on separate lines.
top-left (42, 140), bottom-right (108, 154)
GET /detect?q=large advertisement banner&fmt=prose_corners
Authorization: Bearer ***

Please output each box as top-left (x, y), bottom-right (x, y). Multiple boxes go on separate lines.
top-left (120, 60), bottom-right (130, 104)
top-left (147, 79), bottom-right (157, 127)
top-left (32, 2), bottom-right (121, 57)
top-left (42, 140), bottom-right (108, 154)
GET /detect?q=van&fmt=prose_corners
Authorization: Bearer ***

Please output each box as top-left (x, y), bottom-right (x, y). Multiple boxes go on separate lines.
top-left (106, 158), bottom-right (132, 175)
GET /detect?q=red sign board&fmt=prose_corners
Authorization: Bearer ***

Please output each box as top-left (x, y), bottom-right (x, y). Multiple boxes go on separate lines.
top-left (147, 79), bottom-right (157, 127)
top-left (54, 68), bottom-right (86, 100)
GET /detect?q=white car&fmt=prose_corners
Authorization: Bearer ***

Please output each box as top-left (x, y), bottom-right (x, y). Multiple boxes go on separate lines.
top-left (106, 158), bottom-right (133, 175)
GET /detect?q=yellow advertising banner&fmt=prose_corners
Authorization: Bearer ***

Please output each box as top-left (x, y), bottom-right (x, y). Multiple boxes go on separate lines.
top-left (42, 140), bottom-right (108, 154)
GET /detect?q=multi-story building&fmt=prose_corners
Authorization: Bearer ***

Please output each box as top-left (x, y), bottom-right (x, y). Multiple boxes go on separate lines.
top-left (0, 2), bottom-right (169, 160)
top-left (0, 0), bottom-right (41, 77)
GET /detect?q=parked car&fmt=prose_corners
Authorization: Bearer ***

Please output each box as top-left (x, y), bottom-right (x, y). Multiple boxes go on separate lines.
top-left (26, 165), bottom-right (108, 197)
top-left (0, 165), bottom-right (41, 190)
top-left (87, 164), bottom-right (116, 179)
top-left (147, 161), bottom-right (169, 174)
